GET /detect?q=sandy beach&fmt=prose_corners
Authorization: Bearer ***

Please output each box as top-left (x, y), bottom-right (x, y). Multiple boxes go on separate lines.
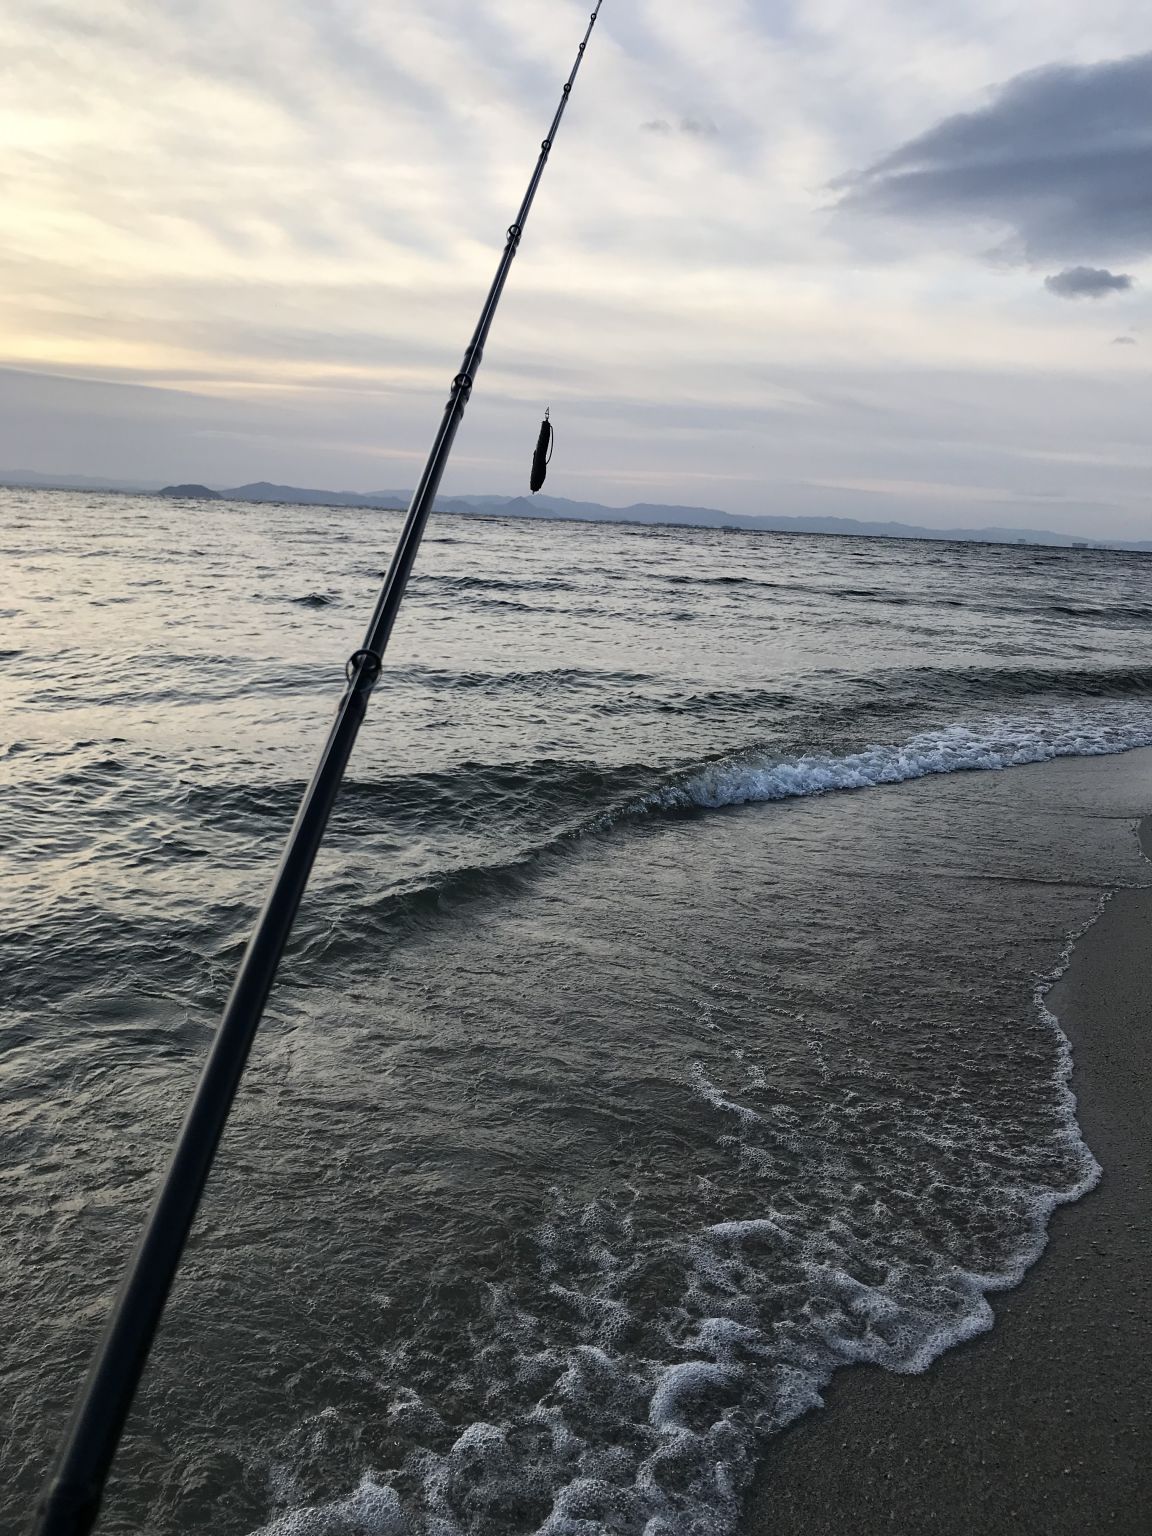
top-left (745, 804), bottom-right (1152, 1534)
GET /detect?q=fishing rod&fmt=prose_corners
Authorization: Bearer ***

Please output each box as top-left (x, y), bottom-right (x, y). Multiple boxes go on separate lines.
top-left (32, 6), bottom-right (606, 1532)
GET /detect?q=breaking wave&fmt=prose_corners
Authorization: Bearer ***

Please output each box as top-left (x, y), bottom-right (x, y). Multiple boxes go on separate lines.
top-left (249, 922), bottom-right (1102, 1536)
top-left (647, 708), bottom-right (1152, 814)
top-left (8, 489), bottom-right (1152, 1536)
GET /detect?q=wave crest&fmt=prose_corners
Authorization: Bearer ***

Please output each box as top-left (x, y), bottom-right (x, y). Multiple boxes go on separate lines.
top-left (645, 711), bottom-right (1152, 814)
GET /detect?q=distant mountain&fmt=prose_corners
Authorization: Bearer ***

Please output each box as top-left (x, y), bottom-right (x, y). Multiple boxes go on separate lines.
top-left (224, 480), bottom-right (402, 508)
top-left (215, 482), bottom-right (1152, 552)
top-left (157, 483), bottom-right (221, 500)
top-left (4, 470), bottom-right (1149, 551)
top-left (0, 468), bottom-right (161, 492)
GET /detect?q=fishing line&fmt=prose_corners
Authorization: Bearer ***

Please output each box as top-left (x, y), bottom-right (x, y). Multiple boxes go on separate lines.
top-left (32, 5), bottom-right (607, 1532)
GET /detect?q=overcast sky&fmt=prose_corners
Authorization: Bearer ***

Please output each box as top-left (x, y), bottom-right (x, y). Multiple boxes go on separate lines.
top-left (2, 0), bottom-right (1150, 535)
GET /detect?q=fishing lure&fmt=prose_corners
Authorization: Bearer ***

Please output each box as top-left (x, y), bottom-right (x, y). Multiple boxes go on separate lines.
top-left (530, 408), bottom-right (554, 492)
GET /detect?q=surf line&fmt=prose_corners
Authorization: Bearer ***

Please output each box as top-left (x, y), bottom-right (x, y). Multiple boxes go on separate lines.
top-left (32, 8), bottom-right (607, 1534)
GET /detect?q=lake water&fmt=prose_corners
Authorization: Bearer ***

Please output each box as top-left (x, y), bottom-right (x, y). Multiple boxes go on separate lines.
top-left (3, 489), bottom-right (1151, 1534)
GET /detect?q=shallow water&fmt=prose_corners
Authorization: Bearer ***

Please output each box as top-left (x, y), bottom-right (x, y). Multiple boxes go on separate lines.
top-left (3, 491), bottom-right (1152, 1533)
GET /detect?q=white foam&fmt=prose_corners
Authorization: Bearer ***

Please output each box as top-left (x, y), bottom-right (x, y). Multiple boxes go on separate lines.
top-left (1017, 899), bottom-right (1107, 1262)
top-left (705, 1219), bottom-right (792, 1244)
top-left (647, 708), bottom-right (1152, 814)
top-left (253, 1476), bottom-right (408, 1535)
top-left (647, 1361), bottom-right (743, 1429)
top-left (248, 835), bottom-right (1117, 1536)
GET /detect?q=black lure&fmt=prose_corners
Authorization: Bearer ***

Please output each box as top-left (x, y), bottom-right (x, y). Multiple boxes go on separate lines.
top-left (530, 408), bottom-right (553, 492)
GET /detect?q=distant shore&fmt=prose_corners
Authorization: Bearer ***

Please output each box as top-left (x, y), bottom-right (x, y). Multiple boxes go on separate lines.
top-left (2, 477), bottom-right (1150, 552)
top-left (744, 829), bottom-right (1152, 1534)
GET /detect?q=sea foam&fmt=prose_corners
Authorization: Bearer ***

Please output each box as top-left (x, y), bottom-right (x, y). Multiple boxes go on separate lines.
top-left (252, 908), bottom-right (1104, 1536)
top-left (650, 709), bottom-right (1152, 815)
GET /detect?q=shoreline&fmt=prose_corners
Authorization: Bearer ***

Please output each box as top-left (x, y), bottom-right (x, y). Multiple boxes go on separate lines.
top-left (743, 818), bottom-right (1152, 1534)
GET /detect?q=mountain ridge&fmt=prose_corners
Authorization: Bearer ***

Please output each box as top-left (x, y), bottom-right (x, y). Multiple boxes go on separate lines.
top-left (2, 470), bottom-right (1149, 551)
top-left (218, 482), bottom-right (1152, 551)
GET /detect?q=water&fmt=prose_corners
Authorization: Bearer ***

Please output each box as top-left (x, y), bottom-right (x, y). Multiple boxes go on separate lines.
top-left (2, 489), bottom-right (1151, 1534)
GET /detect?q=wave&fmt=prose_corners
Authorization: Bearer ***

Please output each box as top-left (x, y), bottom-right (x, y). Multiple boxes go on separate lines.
top-left (1045, 602), bottom-right (1152, 623)
top-left (249, 921), bottom-right (1103, 1536)
top-left (385, 658), bottom-right (1152, 722)
top-left (177, 759), bottom-right (655, 840)
top-left (410, 660), bottom-right (1152, 729)
top-left (411, 573), bottom-right (578, 595)
top-left (925, 660), bottom-right (1152, 700)
top-left (21, 643), bottom-right (1152, 725)
top-left (186, 706), bottom-right (1152, 972)
top-left (643, 710), bottom-right (1152, 815)
top-left (386, 665), bottom-right (657, 697)
top-left (650, 572), bottom-right (1152, 627)
top-left (648, 661), bottom-right (1152, 727)
top-left (171, 703), bottom-right (1152, 850)
top-left (18, 652), bottom-right (660, 710)
top-left (10, 707), bottom-right (1152, 1007)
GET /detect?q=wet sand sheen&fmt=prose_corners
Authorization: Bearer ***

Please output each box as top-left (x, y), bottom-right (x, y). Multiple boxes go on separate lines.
top-left (745, 829), bottom-right (1152, 1535)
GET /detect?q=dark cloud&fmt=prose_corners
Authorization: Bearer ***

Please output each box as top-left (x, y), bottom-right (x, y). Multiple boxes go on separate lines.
top-left (1045, 266), bottom-right (1134, 298)
top-left (840, 51), bottom-right (1152, 262)
top-left (1112, 335), bottom-right (1138, 345)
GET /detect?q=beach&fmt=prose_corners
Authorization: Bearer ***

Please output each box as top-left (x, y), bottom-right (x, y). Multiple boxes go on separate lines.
top-left (746, 760), bottom-right (1152, 1535)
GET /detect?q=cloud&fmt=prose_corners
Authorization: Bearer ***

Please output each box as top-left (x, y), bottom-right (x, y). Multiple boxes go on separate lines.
top-left (8, 354), bottom-right (1152, 539)
top-left (840, 51), bottom-right (1152, 262)
top-left (1045, 266), bottom-right (1134, 298)
top-left (1112, 335), bottom-right (1138, 345)
top-left (640, 117), bottom-right (717, 136)
top-left (4, 2), bottom-right (1152, 539)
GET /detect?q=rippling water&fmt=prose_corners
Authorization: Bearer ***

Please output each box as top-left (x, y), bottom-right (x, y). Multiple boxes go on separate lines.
top-left (3, 489), bottom-right (1152, 1534)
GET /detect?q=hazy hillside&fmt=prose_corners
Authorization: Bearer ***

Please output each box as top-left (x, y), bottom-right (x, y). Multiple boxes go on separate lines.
top-left (3, 470), bottom-right (1149, 551)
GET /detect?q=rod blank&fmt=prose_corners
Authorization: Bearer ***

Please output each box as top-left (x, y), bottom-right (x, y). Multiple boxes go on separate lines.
top-left (32, 6), bottom-right (605, 1532)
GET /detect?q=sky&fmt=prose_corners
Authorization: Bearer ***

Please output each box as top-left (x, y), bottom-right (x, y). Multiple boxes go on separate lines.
top-left (1, 0), bottom-right (1150, 535)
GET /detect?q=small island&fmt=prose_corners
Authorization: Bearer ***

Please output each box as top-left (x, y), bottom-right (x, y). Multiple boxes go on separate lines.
top-left (156, 483), bottom-right (221, 500)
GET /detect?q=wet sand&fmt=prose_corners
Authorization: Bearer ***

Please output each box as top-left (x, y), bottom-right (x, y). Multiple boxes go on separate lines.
top-left (744, 822), bottom-right (1152, 1535)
